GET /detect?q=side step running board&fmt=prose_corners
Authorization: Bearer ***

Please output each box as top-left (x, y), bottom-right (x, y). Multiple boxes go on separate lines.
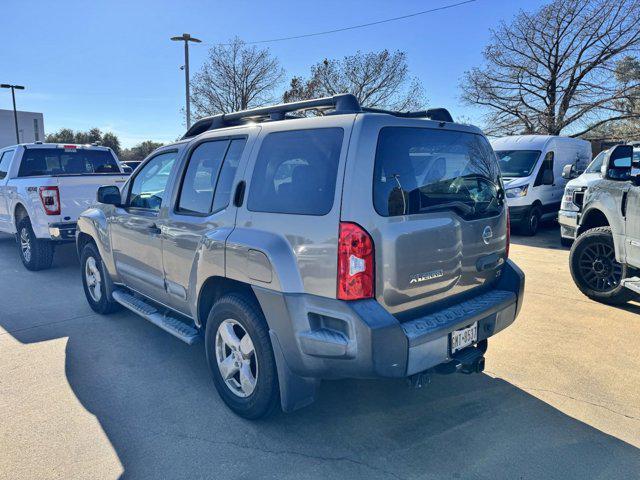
top-left (112, 289), bottom-right (201, 345)
top-left (622, 277), bottom-right (640, 295)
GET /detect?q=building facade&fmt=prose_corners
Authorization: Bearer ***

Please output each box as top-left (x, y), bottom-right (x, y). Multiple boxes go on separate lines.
top-left (0, 109), bottom-right (45, 147)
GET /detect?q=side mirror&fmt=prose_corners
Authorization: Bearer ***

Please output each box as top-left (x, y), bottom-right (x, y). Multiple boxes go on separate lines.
top-left (562, 164), bottom-right (576, 180)
top-left (97, 185), bottom-right (122, 206)
top-left (542, 169), bottom-right (554, 185)
top-left (602, 145), bottom-right (633, 181)
top-left (122, 165), bottom-right (133, 174)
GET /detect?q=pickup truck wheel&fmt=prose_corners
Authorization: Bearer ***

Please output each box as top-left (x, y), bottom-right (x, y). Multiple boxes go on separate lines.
top-left (205, 293), bottom-right (279, 419)
top-left (569, 227), bottom-right (635, 305)
top-left (16, 217), bottom-right (54, 271)
top-left (80, 242), bottom-right (121, 314)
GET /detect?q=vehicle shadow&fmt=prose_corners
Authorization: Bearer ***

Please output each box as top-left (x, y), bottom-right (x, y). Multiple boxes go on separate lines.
top-left (2, 235), bottom-right (639, 479)
top-left (509, 223), bottom-right (568, 250)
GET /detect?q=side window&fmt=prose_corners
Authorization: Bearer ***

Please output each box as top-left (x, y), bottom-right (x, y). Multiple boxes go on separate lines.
top-left (212, 138), bottom-right (246, 212)
top-left (176, 140), bottom-right (229, 215)
top-left (128, 151), bottom-right (177, 211)
top-left (247, 128), bottom-right (343, 215)
top-left (535, 151), bottom-right (554, 186)
top-left (0, 150), bottom-right (15, 179)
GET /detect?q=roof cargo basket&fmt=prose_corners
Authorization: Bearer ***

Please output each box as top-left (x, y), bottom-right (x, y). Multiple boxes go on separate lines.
top-left (182, 94), bottom-right (454, 139)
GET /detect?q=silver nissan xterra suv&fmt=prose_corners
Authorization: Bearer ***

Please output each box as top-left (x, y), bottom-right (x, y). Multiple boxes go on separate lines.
top-left (76, 94), bottom-right (525, 419)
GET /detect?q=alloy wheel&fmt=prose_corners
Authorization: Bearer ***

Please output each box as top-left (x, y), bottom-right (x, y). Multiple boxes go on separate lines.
top-left (20, 228), bottom-right (31, 263)
top-left (577, 242), bottom-right (623, 292)
top-left (215, 319), bottom-right (258, 398)
top-left (85, 256), bottom-right (103, 302)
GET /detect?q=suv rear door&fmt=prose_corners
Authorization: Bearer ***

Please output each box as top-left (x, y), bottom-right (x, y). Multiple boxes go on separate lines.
top-left (158, 129), bottom-right (254, 315)
top-left (341, 116), bottom-right (507, 316)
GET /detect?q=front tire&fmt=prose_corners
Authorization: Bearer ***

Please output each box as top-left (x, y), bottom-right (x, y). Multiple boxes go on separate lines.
top-left (80, 242), bottom-right (121, 314)
top-left (205, 293), bottom-right (280, 419)
top-left (569, 227), bottom-right (635, 305)
top-left (16, 217), bottom-right (54, 271)
top-left (520, 206), bottom-right (541, 236)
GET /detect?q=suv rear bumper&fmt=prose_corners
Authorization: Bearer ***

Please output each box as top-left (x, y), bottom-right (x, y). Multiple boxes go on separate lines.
top-left (253, 259), bottom-right (525, 411)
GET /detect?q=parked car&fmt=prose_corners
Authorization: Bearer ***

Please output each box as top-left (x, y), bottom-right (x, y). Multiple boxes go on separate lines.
top-left (76, 94), bottom-right (525, 419)
top-left (559, 147), bottom-right (640, 246)
top-left (569, 145), bottom-right (640, 305)
top-left (491, 135), bottom-right (591, 235)
top-left (0, 143), bottom-right (129, 270)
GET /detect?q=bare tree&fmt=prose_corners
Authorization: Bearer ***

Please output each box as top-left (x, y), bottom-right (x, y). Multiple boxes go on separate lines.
top-left (461, 0), bottom-right (640, 137)
top-left (190, 37), bottom-right (285, 117)
top-left (283, 50), bottom-right (426, 111)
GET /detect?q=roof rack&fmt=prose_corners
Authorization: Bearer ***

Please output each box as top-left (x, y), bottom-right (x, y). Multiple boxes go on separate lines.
top-left (182, 94), bottom-right (454, 139)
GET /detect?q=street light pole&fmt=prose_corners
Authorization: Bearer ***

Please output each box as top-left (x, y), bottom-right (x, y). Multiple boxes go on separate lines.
top-left (1, 84), bottom-right (25, 143)
top-left (170, 33), bottom-right (202, 129)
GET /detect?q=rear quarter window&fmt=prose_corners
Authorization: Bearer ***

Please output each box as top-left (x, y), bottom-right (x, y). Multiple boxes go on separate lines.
top-left (247, 128), bottom-right (343, 216)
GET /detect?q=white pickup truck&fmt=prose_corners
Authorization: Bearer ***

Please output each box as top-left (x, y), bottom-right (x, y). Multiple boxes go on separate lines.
top-left (0, 143), bottom-right (129, 270)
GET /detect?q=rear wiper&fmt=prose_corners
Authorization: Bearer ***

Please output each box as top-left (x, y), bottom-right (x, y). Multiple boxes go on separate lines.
top-left (419, 201), bottom-right (475, 215)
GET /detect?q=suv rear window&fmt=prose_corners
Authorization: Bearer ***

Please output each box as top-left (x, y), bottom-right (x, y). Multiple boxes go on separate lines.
top-left (373, 127), bottom-right (502, 219)
top-left (18, 148), bottom-right (120, 177)
top-left (248, 128), bottom-right (343, 215)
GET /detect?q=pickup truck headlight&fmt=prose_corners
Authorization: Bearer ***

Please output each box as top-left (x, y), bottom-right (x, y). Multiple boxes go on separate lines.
top-left (561, 187), bottom-right (581, 212)
top-left (505, 184), bottom-right (528, 198)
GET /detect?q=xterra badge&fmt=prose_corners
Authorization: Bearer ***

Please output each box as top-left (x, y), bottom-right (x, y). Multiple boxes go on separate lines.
top-left (409, 269), bottom-right (444, 284)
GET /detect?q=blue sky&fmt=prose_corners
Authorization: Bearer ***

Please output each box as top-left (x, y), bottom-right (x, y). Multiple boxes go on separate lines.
top-left (0, 0), bottom-right (547, 148)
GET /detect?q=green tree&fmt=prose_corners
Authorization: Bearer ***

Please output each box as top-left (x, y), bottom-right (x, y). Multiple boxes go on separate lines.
top-left (101, 132), bottom-right (121, 155)
top-left (120, 141), bottom-right (164, 163)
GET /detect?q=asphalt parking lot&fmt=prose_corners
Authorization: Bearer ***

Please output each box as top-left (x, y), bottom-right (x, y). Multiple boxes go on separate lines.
top-left (1, 227), bottom-right (639, 480)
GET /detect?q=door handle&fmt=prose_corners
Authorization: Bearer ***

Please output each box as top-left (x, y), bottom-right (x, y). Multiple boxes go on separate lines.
top-left (147, 223), bottom-right (162, 235)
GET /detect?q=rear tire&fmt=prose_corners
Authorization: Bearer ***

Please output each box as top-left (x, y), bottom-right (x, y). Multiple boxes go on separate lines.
top-left (16, 217), bottom-right (54, 271)
top-left (520, 206), bottom-right (541, 236)
top-left (569, 227), bottom-right (635, 305)
top-left (205, 293), bottom-right (280, 419)
top-left (80, 242), bottom-right (121, 314)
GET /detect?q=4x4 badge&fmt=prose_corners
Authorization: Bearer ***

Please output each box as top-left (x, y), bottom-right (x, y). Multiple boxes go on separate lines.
top-left (410, 269), bottom-right (444, 284)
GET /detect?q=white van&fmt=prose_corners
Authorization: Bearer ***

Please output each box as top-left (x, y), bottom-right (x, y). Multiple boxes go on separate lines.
top-left (491, 135), bottom-right (591, 235)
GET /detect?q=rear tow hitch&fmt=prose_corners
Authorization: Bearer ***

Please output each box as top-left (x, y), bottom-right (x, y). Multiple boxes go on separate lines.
top-left (458, 355), bottom-right (485, 374)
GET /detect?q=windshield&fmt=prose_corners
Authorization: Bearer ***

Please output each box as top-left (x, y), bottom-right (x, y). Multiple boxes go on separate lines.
top-left (585, 151), bottom-right (606, 173)
top-left (495, 150), bottom-right (541, 178)
top-left (373, 127), bottom-right (503, 219)
top-left (18, 148), bottom-right (120, 177)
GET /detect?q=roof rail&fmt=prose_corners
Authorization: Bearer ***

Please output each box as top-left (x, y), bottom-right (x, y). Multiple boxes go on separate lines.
top-left (182, 94), bottom-right (361, 139)
top-left (182, 94), bottom-right (454, 139)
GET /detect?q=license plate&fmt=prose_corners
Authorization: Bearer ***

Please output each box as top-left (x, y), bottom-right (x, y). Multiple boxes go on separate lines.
top-left (451, 322), bottom-right (478, 353)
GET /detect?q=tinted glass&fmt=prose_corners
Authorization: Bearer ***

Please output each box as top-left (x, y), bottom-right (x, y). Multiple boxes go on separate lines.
top-left (496, 150), bottom-right (541, 177)
top-left (585, 151), bottom-right (605, 173)
top-left (248, 128), bottom-right (343, 215)
top-left (212, 138), bottom-right (246, 212)
top-left (0, 150), bottom-right (14, 179)
top-left (129, 151), bottom-right (177, 211)
top-left (374, 128), bottom-right (502, 219)
top-left (177, 140), bottom-right (229, 214)
top-left (18, 148), bottom-right (120, 176)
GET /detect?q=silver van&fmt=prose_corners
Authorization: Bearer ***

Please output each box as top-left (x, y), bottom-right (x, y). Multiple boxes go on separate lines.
top-left (76, 94), bottom-right (525, 418)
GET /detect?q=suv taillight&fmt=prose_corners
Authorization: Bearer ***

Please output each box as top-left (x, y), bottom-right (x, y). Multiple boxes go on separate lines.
top-left (337, 222), bottom-right (374, 300)
top-left (39, 186), bottom-right (61, 215)
top-left (506, 209), bottom-right (511, 258)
